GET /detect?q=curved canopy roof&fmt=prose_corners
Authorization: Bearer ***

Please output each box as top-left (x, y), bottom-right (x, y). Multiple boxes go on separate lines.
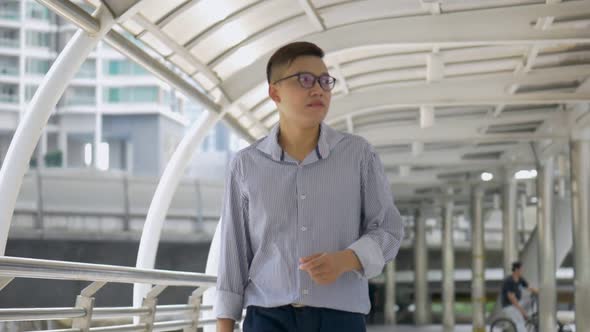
top-left (50, 0), bottom-right (590, 200)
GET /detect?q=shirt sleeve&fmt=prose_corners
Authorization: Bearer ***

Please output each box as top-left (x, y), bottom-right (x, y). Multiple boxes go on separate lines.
top-left (214, 156), bottom-right (252, 321)
top-left (347, 144), bottom-right (405, 279)
top-left (521, 278), bottom-right (529, 288)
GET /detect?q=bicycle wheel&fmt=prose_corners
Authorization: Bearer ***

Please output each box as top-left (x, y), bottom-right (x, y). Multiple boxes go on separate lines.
top-left (490, 318), bottom-right (518, 332)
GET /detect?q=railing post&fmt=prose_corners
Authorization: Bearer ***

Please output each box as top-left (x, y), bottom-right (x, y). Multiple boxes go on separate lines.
top-left (194, 179), bottom-right (204, 228)
top-left (0, 277), bottom-right (13, 292)
top-left (140, 285), bottom-right (167, 331)
top-left (185, 287), bottom-right (206, 332)
top-left (122, 173), bottom-right (131, 232)
top-left (34, 168), bottom-right (44, 230)
top-left (72, 281), bottom-right (106, 331)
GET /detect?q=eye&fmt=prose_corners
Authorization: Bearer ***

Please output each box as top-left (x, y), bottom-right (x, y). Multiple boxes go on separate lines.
top-left (319, 75), bottom-right (332, 85)
top-left (319, 75), bottom-right (335, 90)
top-left (299, 73), bottom-right (316, 86)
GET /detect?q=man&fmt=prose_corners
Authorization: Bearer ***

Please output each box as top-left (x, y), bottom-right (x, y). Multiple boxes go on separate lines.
top-left (215, 41), bottom-right (404, 332)
top-left (501, 261), bottom-right (539, 332)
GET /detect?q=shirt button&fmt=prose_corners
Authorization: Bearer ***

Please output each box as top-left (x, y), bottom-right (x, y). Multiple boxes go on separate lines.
top-left (301, 226), bottom-right (307, 231)
top-left (300, 194), bottom-right (306, 200)
top-left (303, 289), bottom-right (309, 295)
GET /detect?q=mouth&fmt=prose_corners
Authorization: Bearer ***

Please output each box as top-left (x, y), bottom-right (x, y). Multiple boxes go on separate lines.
top-left (306, 102), bottom-right (325, 108)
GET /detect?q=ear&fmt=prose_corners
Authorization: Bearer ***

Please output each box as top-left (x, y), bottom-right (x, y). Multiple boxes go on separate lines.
top-left (269, 84), bottom-right (281, 103)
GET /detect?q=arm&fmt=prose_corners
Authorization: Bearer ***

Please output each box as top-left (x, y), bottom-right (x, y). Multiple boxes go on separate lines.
top-left (347, 144), bottom-right (405, 279)
top-left (217, 319), bottom-right (235, 332)
top-left (215, 158), bottom-right (251, 328)
top-left (508, 292), bottom-right (528, 319)
top-left (299, 144), bottom-right (404, 283)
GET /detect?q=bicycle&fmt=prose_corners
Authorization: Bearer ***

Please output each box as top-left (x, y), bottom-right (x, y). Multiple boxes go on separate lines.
top-left (489, 295), bottom-right (573, 332)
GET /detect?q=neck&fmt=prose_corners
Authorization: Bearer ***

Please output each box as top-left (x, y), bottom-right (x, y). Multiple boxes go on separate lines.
top-left (512, 273), bottom-right (519, 280)
top-left (278, 120), bottom-right (320, 162)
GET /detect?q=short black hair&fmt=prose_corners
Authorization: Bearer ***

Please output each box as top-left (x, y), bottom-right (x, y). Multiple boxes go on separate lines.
top-left (266, 41), bottom-right (325, 83)
top-left (512, 261), bottom-right (522, 272)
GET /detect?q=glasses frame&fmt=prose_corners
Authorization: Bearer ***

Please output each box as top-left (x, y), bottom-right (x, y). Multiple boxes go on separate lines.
top-left (272, 71), bottom-right (337, 92)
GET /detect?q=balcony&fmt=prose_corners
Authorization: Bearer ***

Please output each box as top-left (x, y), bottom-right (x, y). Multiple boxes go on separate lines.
top-left (0, 9), bottom-right (19, 21)
top-left (0, 94), bottom-right (18, 104)
top-left (0, 37), bottom-right (18, 48)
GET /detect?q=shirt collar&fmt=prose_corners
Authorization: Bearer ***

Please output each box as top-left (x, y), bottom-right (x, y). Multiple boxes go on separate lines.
top-left (256, 122), bottom-right (344, 163)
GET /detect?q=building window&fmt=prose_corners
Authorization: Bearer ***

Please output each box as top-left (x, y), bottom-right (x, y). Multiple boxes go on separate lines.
top-left (104, 87), bottom-right (159, 103)
top-left (26, 31), bottom-right (53, 48)
top-left (25, 85), bottom-right (38, 101)
top-left (0, 84), bottom-right (18, 103)
top-left (0, 28), bottom-right (18, 48)
top-left (104, 59), bottom-right (148, 76)
top-left (0, 56), bottom-right (18, 75)
top-left (26, 58), bottom-right (51, 75)
top-left (26, 1), bottom-right (55, 23)
top-left (0, 1), bottom-right (19, 20)
top-left (62, 87), bottom-right (95, 106)
top-left (76, 59), bottom-right (96, 78)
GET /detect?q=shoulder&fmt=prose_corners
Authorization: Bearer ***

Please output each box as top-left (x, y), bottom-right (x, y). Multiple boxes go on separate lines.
top-left (335, 132), bottom-right (376, 160)
top-left (228, 141), bottom-right (262, 177)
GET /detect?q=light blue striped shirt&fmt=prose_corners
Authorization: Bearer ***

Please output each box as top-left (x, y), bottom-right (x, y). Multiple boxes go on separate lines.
top-left (215, 122), bottom-right (404, 321)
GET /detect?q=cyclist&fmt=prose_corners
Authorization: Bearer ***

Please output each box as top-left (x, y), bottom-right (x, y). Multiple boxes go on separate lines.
top-left (501, 261), bottom-right (539, 332)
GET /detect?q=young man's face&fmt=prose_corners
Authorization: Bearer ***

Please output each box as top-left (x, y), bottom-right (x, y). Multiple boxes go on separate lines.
top-left (270, 55), bottom-right (331, 129)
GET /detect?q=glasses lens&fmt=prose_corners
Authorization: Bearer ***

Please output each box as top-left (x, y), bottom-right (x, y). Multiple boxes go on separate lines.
top-left (319, 75), bottom-right (335, 91)
top-left (298, 73), bottom-right (316, 88)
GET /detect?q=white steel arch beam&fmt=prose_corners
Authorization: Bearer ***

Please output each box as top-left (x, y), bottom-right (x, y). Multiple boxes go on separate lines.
top-left (326, 64), bottom-right (590, 119)
top-left (41, 0), bottom-right (257, 143)
top-left (219, 1), bottom-right (590, 101)
top-left (132, 13), bottom-right (221, 86)
top-left (182, 1), bottom-right (267, 51)
top-left (102, 31), bottom-right (257, 143)
top-left (0, 5), bottom-right (115, 255)
top-left (133, 109), bottom-right (225, 310)
top-left (298, 0), bottom-right (326, 31)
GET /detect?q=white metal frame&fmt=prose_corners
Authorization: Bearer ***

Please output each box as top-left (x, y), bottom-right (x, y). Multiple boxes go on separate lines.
top-left (0, 4), bottom-right (116, 255)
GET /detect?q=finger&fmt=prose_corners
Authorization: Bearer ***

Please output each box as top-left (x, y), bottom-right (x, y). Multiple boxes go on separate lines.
top-left (308, 263), bottom-right (328, 274)
top-left (299, 253), bottom-right (323, 264)
top-left (311, 271), bottom-right (330, 280)
top-left (300, 256), bottom-right (326, 271)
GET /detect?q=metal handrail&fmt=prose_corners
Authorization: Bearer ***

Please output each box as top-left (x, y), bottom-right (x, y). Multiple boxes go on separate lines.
top-left (0, 256), bottom-right (216, 287)
top-left (0, 308), bottom-right (86, 321)
top-left (93, 307), bottom-right (151, 319)
top-left (0, 305), bottom-right (215, 322)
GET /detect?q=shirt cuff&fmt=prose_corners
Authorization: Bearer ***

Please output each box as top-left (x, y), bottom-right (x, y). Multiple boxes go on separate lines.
top-left (214, 289), bottom-right (244, 321)
top-left (347, 236), bottom-right (386, 279)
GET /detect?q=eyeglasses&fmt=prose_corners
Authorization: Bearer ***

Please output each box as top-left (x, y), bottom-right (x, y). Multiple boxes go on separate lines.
top-left (273, 72), bottom-right (337, 91)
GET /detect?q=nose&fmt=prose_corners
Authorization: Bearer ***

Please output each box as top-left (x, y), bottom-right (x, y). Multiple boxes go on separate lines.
top-left (309, 79), bottom-right (324, 96)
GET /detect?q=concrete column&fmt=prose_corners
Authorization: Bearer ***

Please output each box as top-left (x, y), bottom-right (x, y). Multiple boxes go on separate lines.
top-left (414, 208), bottom-right (429, 325)
top-left (503, 176), bottom-right (518, 275)
top-left (471, 187), bottom-right (485, 332)
top-left (442, 189), bottom-right (455, 332)
top-left (570, 140), bottom-right (590, 332)
top-left (93, 111), bottom-right (102, 170)
top-left (516, 192), bottom-right (527, 249)
top-left (37, 130), bottom-right (48, 169)
top-left (537, 157), bottom-right (556, 332)
top-left (58, 129), bottom-right (67, 168)
top-left (384, 260), bottom-right (396, 324)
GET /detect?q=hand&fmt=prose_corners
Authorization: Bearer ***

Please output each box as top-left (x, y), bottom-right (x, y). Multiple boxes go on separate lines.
top-left (299, 250), bottom-right (357, 285)
top-left (520, 309), bottom-right (529, 321)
